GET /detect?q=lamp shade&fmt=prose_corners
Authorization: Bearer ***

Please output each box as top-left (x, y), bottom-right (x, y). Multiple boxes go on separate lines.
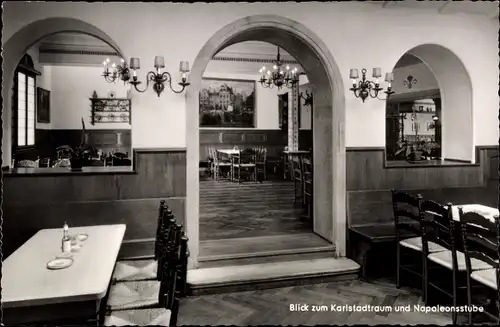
top-left (130, 58), bottom-right (140, 70)
top-left (372, 68), bottom-right (382, 78)
top-left (349, 69), bottom-right (359, 79)
top-left (180, 61), bottom-right (190, 73)
top-left (385, 72), bottom-right (394, 82)
top-left (154, 56), bottom-right (165, 69)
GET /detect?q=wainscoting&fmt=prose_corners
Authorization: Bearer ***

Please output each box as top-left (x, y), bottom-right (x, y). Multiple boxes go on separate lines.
top-left (2, 148), bottom-right (186, 259)
top-left (13, 129), bottom-right (132, 161)
top-left (346, 146), bottom-right (496, 190)
top-left (199, 129), bottom-right (312, 160)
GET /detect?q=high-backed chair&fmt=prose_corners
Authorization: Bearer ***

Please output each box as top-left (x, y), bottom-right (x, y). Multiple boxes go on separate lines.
top-left (302, 156), bottom-right (313, 220)
top-left (392, 190), bottom-right (446, 300)
top-left (254, 147), bottom-right (267, 181)
top-left (232, 149), bottom-right (256, 183)
top-left (291, 156), bottom-right (304, 204)
top-left (459, 209), bottom-right (499, 325)
top-left (112, 201), bottom-right (171, 283)
top-left (213, 150), bottom-right (231, 181)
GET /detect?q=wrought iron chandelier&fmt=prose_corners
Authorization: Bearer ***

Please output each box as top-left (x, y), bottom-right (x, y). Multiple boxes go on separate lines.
top-left (102, 58), bottom-right (131, 84)
top-left (349, 68), bottom-right (394, 102)
top-left (259, 47), bottom-right (299, 90)
top-left (102, 56), bottom-right (190, 97)
top-left (129, 56), bottom-right (190, 97)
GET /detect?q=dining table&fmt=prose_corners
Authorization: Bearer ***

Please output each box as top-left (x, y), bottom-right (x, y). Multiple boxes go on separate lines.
top-left (1, 224), bottom-right (126, 325)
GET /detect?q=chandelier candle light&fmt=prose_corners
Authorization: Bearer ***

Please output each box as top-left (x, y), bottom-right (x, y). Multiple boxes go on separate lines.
top-left (259, 47), bottom-right (299, 90)
top-left (349, 68), bottom-right (394, 102)
top-left (127, 56), bottom-right (190, 97)
top-left (102, 58), bottom-right (131, 84)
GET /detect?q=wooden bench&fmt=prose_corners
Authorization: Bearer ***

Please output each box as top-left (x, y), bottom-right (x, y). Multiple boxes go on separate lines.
top-left (346, 184), bottom-right (497, 280)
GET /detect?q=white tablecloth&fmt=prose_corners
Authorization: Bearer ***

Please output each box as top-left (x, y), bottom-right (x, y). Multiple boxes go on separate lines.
top-left (451, 204), bottom-right (499, 223)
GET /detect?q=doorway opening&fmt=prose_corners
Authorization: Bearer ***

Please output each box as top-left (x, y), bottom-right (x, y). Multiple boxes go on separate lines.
top-left (185, 15), bottom-right (346, 268)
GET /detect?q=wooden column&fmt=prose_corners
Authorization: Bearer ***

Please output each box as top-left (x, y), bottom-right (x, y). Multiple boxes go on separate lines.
top-left (288, 84), bottom-right (300, 151)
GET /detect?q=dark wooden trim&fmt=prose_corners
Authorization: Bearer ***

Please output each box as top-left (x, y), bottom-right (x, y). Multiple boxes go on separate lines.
top-left (346, 147), bottom-right (385, 152)
top-left (444, 158), bottom-right (472, 163)
top-left (3, 148), bottom-right (186, 177)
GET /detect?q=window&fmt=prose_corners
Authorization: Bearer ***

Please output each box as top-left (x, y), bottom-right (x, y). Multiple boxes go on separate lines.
top-left (16, 72), bottom-right (36, 146)
top-left (13, 54), bottom-right (39, 149)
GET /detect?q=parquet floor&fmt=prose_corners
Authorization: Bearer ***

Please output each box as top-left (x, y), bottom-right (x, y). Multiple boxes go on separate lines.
top-left (177, 278), bottom-right (454, 325)
top-left (200, 179), bottom-right (311, 241)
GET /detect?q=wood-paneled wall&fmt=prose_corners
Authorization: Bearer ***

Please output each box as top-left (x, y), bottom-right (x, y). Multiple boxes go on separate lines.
top-left (346, 146), bottom-right (496, 190)
top-left (199, 129), bottom-right (312, 160)
top-left (14, 129), bottom-right (132, 162)
top-left (2, 148), bottom-right (186, 259)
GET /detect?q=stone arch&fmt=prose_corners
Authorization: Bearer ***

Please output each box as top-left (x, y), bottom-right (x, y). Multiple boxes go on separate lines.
top-left (389, 44), bottom-right (474, 162)
top-left (185, 15), bottom-right (346, 268)
top-left (2, 17), bottom-right (125, 165)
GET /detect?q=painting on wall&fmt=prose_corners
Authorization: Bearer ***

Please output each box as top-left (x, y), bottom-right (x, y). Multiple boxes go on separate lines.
top-left (36, 87), bottom-right (50, 123)
top-left (199, 78), bottom-right (255, 128)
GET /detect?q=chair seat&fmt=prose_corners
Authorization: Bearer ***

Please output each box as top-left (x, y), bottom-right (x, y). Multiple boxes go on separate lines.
top-left (113, 260), bottom-right (157, 282)
top-left (428, 250), bottom-right (494, 271)
top-left (104, 308), bottom-right (171, 326)
top-left (470, 268), bottom-right (498, 290)
top-left (107, 280), bottom-right (160, 310)
top-left (399, 237), bottom-right (447, 253)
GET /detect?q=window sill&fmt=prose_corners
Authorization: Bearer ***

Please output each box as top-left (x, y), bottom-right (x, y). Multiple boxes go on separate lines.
top-left (3, 166), bottom-right (136, 177)
top-left (384, 159), bottom-right (479, 169)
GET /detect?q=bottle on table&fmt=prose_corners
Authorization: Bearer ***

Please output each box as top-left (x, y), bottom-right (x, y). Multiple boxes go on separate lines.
top-left (62, 221), bottom-right (71, 253)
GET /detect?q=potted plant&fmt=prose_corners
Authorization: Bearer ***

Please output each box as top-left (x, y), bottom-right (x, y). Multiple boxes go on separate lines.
top-left (69, 145), bottom-right (92, 171)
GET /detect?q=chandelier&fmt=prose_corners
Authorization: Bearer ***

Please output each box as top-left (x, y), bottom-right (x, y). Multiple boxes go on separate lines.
top-left (102, 58), bottom-right (131, 84)
top-left (129, 56), bottom-right (190, 97)
top-left (349, 68), bottom-right (394, 102)
top-left (102, 56), bottom-right (190, 97)
top-left (259, 47), bottom-right (299, 90)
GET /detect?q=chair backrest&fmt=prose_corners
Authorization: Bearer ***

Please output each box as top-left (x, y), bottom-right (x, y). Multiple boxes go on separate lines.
top-left (154, 200), bottom-right (168, 260)
top-left (391, 189), bottom-right (423, 237)
top-left (302, 157), bottom-right (313, 179)
top-left (158, 223), bottom-right (182, 309)
top-left (235, 149), bottom-right (255, 164)
top-left (420, 200), bottom-right (456, 256)
top-left (459, 209), bottom-right (499, 273)
top-left (254, 147), bottom-right (267, 163)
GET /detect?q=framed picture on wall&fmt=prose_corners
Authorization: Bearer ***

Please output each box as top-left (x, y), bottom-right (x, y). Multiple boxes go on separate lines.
top-left (36, 87), bottom-right (50, 123)
top-left (199, 78), bottom-right (255, 128)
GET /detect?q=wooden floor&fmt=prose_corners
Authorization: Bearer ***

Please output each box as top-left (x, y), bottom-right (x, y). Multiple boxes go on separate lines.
top-left (177, 278), bottom-right (457, 325)
top-left (200, 179), bottom-right (311, 241)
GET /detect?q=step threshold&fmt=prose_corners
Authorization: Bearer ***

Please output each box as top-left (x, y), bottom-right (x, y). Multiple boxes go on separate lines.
top-left (188, 257), bottom-right (360, 287)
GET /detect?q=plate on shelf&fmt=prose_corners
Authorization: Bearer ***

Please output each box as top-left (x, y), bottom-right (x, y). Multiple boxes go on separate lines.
top-left (108, 91), bottom-right (116, 98)
top-left (47, 257), bottom-right (73, 270)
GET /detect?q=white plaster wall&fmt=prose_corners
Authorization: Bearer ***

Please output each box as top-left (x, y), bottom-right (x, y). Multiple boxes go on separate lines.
top-left (392, 63), bottom-right (439, 94)
top-left (46, 65), bottom-right (131, 130)
top-left (2, 2), bottom-right (498, 155)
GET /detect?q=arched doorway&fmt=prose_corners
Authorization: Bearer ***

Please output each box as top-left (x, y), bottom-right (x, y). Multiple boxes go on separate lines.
top-left (386, 44), bottom-right (473, 164)
top-left (185, 15), bottom-right (346, 268)
top-left (2, 17), bottom-right (125, 166)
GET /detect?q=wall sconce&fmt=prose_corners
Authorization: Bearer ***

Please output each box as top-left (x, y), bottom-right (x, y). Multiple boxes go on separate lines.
top-left (403, 75), bottom-right (417, 89)
top-left (300, 90), bottom-right (313, 107)
top-left (102, 58), bottom-right (131, 84)
top-left (349, 68), bottom-right (394, 102)
top-left (128, 56), bottom-right (190, 97)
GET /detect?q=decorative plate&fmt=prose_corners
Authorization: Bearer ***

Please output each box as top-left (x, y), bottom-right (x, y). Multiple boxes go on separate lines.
top-left (47, 257), bottom-right (73, 270)
top-left (108, 91), bottom-right (116, 98)
top-left (77, 233), bottom-right (88, 241)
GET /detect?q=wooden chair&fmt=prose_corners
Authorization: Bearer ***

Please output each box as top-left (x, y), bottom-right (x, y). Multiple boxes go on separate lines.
top-left (213, 150), bottom-right (231, 181)
top-left (111, 201), bottom-right (172, 283)
top-left (254, 147), bottom-right (267, 181)
top-left (207, 147), bottom-right (216, 179)
top-left (105, 223), bottom-right (182, 313)
top-left (291, 156), bottom-right (304, 204)
top-left (103, 227), bottom-right (182, 326)
top-left (302, 156), bottom-right (313, 220)
top-left (459, 209), bottom-right (499, 324)
top-left (420, 201), bottom-right (464, 324)
top-left (393, 191), bottom-right (446, 300)
top-left (232, 149), bottom-right (256, 183)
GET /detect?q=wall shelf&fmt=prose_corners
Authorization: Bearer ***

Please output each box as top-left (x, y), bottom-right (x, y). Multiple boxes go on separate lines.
top-left (90, 98), bottom-right (131, 125)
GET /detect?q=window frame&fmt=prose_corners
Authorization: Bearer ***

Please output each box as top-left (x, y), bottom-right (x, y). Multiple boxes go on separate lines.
top-left (13, 66), bottom-right (37, 150)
